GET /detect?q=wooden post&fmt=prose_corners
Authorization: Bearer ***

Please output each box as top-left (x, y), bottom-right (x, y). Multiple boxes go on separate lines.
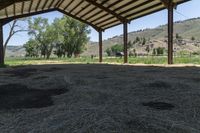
top-left (123, 22), bottom-right (128, 63)
top-left (0, 21), bottom-right (4, 65)
top-left (99, 30), bottom-right (102, 63)
top-left (168, 0), bottom-right (174, 64)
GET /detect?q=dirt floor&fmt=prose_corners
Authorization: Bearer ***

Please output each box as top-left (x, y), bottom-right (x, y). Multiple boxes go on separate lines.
top-left (0, 64), bottom-right (200, 133)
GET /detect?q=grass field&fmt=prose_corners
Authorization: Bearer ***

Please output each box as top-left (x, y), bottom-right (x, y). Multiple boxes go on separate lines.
top-left (4, 56), bottom-right (200, 66)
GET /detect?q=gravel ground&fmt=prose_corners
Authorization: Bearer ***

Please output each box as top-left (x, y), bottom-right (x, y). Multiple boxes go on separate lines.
top-left (0, 64), bottom-right (200, 133)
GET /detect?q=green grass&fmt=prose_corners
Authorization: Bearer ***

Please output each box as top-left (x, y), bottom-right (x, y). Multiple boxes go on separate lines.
top-left (3, 56), bottom-right (200, 67)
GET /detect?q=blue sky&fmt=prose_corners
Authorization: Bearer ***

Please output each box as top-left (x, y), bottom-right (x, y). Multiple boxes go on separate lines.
top-left (3, 0), bottom-right (200, 46)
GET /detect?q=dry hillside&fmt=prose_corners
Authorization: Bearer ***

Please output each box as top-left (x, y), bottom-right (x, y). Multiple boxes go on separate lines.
top-left (82, 17), bottom-right (200, 56)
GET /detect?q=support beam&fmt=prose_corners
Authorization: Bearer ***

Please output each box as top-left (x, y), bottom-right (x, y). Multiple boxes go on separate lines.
top-left (168, 0), bottom-right (173, 64)
top-left (0, 21), bottom-right (4, 65)
top-left (84, 0), bottom-right (127, 22)
top-left (99, 30), bottom-right (103, 63)
top-left (123, 22), bottom-right (128, 64)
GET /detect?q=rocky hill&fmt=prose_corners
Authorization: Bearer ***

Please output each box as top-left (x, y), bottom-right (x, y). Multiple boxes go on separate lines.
top-left (5, 17), bottom-right (200, 57)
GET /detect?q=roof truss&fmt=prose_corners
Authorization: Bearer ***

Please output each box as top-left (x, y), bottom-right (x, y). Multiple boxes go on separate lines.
top-left (0, 0), bottom-right (190, 31)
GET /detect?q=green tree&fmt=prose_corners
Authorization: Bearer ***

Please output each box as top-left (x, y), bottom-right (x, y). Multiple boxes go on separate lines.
top-left (54, 43), bottom-right (65, 58)
top-left (23, 39), bottom-right (39, 57)
top-left (28, 17), bottom-right (58, 59)
top-left (106, 48), bottom-right (112, 56)
top-left (145, 45), bottom-right (150, 54)
top-left (135, 36), bottom-right (140, 42)
top-left (156, 47), bottom-right (165, 55)
top-left (142, 37), bottom-right (146, 45)
top-left (191, 36), bottom-right (195, 41)
top-left (106, 44), bottom-right (123, 56)
top-left (42, 25), bottom-right (58, 59)
top-left (53, 16), bottom-right (90, 58)
top-left (127, 41), bottom-right (132, 49)
top-left (111, 44), bottom-right (123, 54)
top-left (176, 33), bottom-right (182, 40)
top-left (153, 48), bottom-right (156, 56)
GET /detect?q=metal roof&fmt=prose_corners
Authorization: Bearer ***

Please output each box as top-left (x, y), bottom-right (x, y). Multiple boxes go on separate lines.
top-left (0, 0), bottom-right (189, 31)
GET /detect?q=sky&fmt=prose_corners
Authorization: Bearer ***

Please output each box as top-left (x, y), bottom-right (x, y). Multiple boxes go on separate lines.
top-left (3, 0), bottom-right (200, 46)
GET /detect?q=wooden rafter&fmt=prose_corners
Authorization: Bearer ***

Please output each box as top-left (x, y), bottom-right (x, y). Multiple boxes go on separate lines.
top-left (96, 0), bottom-right (157, 28)
top-left (74, 3), bottom-right (90, 16)
top-left (0, 0), bottom-right (190, 31)
top-left (5, 8), bottom-right (8, 17)
top-left (91, 0), bottom-right (122, 21)
top-left (119, 1), bottom-right (156, 16)
top-left (80, 0), bottom-right (108, 19)
top-left (125, 3), bottom-right (163, 18)
top-left (36, 0), bottom-right (42, 11)
top-left (0, 0), bottom-right (29, 10)
top-left (102, 1), bottom-right (190, 30)
top-left (64, 0), bottom-right (73, 11)
top-left (69, 0), bottom-right (84, 14)
top-left (160, 0), bottom-right (170, 8)
top-left (160, 0), bottom-right (179, 9)
top-left (29, 0), bottom-right (33, 13)
top-left (0, 8), bottom-right (57, 25)
top-left (48, 0), bottom-right (55, 9)
top-left (99, 19), bottom-right (118, 29)
top-left (56, 0), bottom-right (65, 8)
top-left (42, 0), bottom-right (48, 10)
top-left (55, 0), bottom-right (62, 7)
top-left (107, 0), bottom-right (122, 9)
top-left (80, 5), bottom-right (98, 18)
top-left (84, 0), bottom-right (127, 22)
top-left (13, 2), bottom-right (16, 16)
top-left (21, 1), bottom-right (24, 14)
top-left (92, 0), bottom-right (140, 25)
top-left (57, 8), bottom-right (101, 31)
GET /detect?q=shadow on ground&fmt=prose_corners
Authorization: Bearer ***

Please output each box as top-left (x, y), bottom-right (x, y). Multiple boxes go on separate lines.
top-left (0, 84), bottom-right (68, 109)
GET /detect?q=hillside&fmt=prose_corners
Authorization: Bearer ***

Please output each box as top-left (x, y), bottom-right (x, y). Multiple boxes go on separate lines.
top-left (6, 46), bottom-right (26, 58)
top-left (83, 17), bottom-right (200, 56)
top-left (5, 17), bottom-right (200, 57)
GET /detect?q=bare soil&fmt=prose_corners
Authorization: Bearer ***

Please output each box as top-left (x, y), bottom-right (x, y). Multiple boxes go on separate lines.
top-left (0, 64), bottom-right (200, 133)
